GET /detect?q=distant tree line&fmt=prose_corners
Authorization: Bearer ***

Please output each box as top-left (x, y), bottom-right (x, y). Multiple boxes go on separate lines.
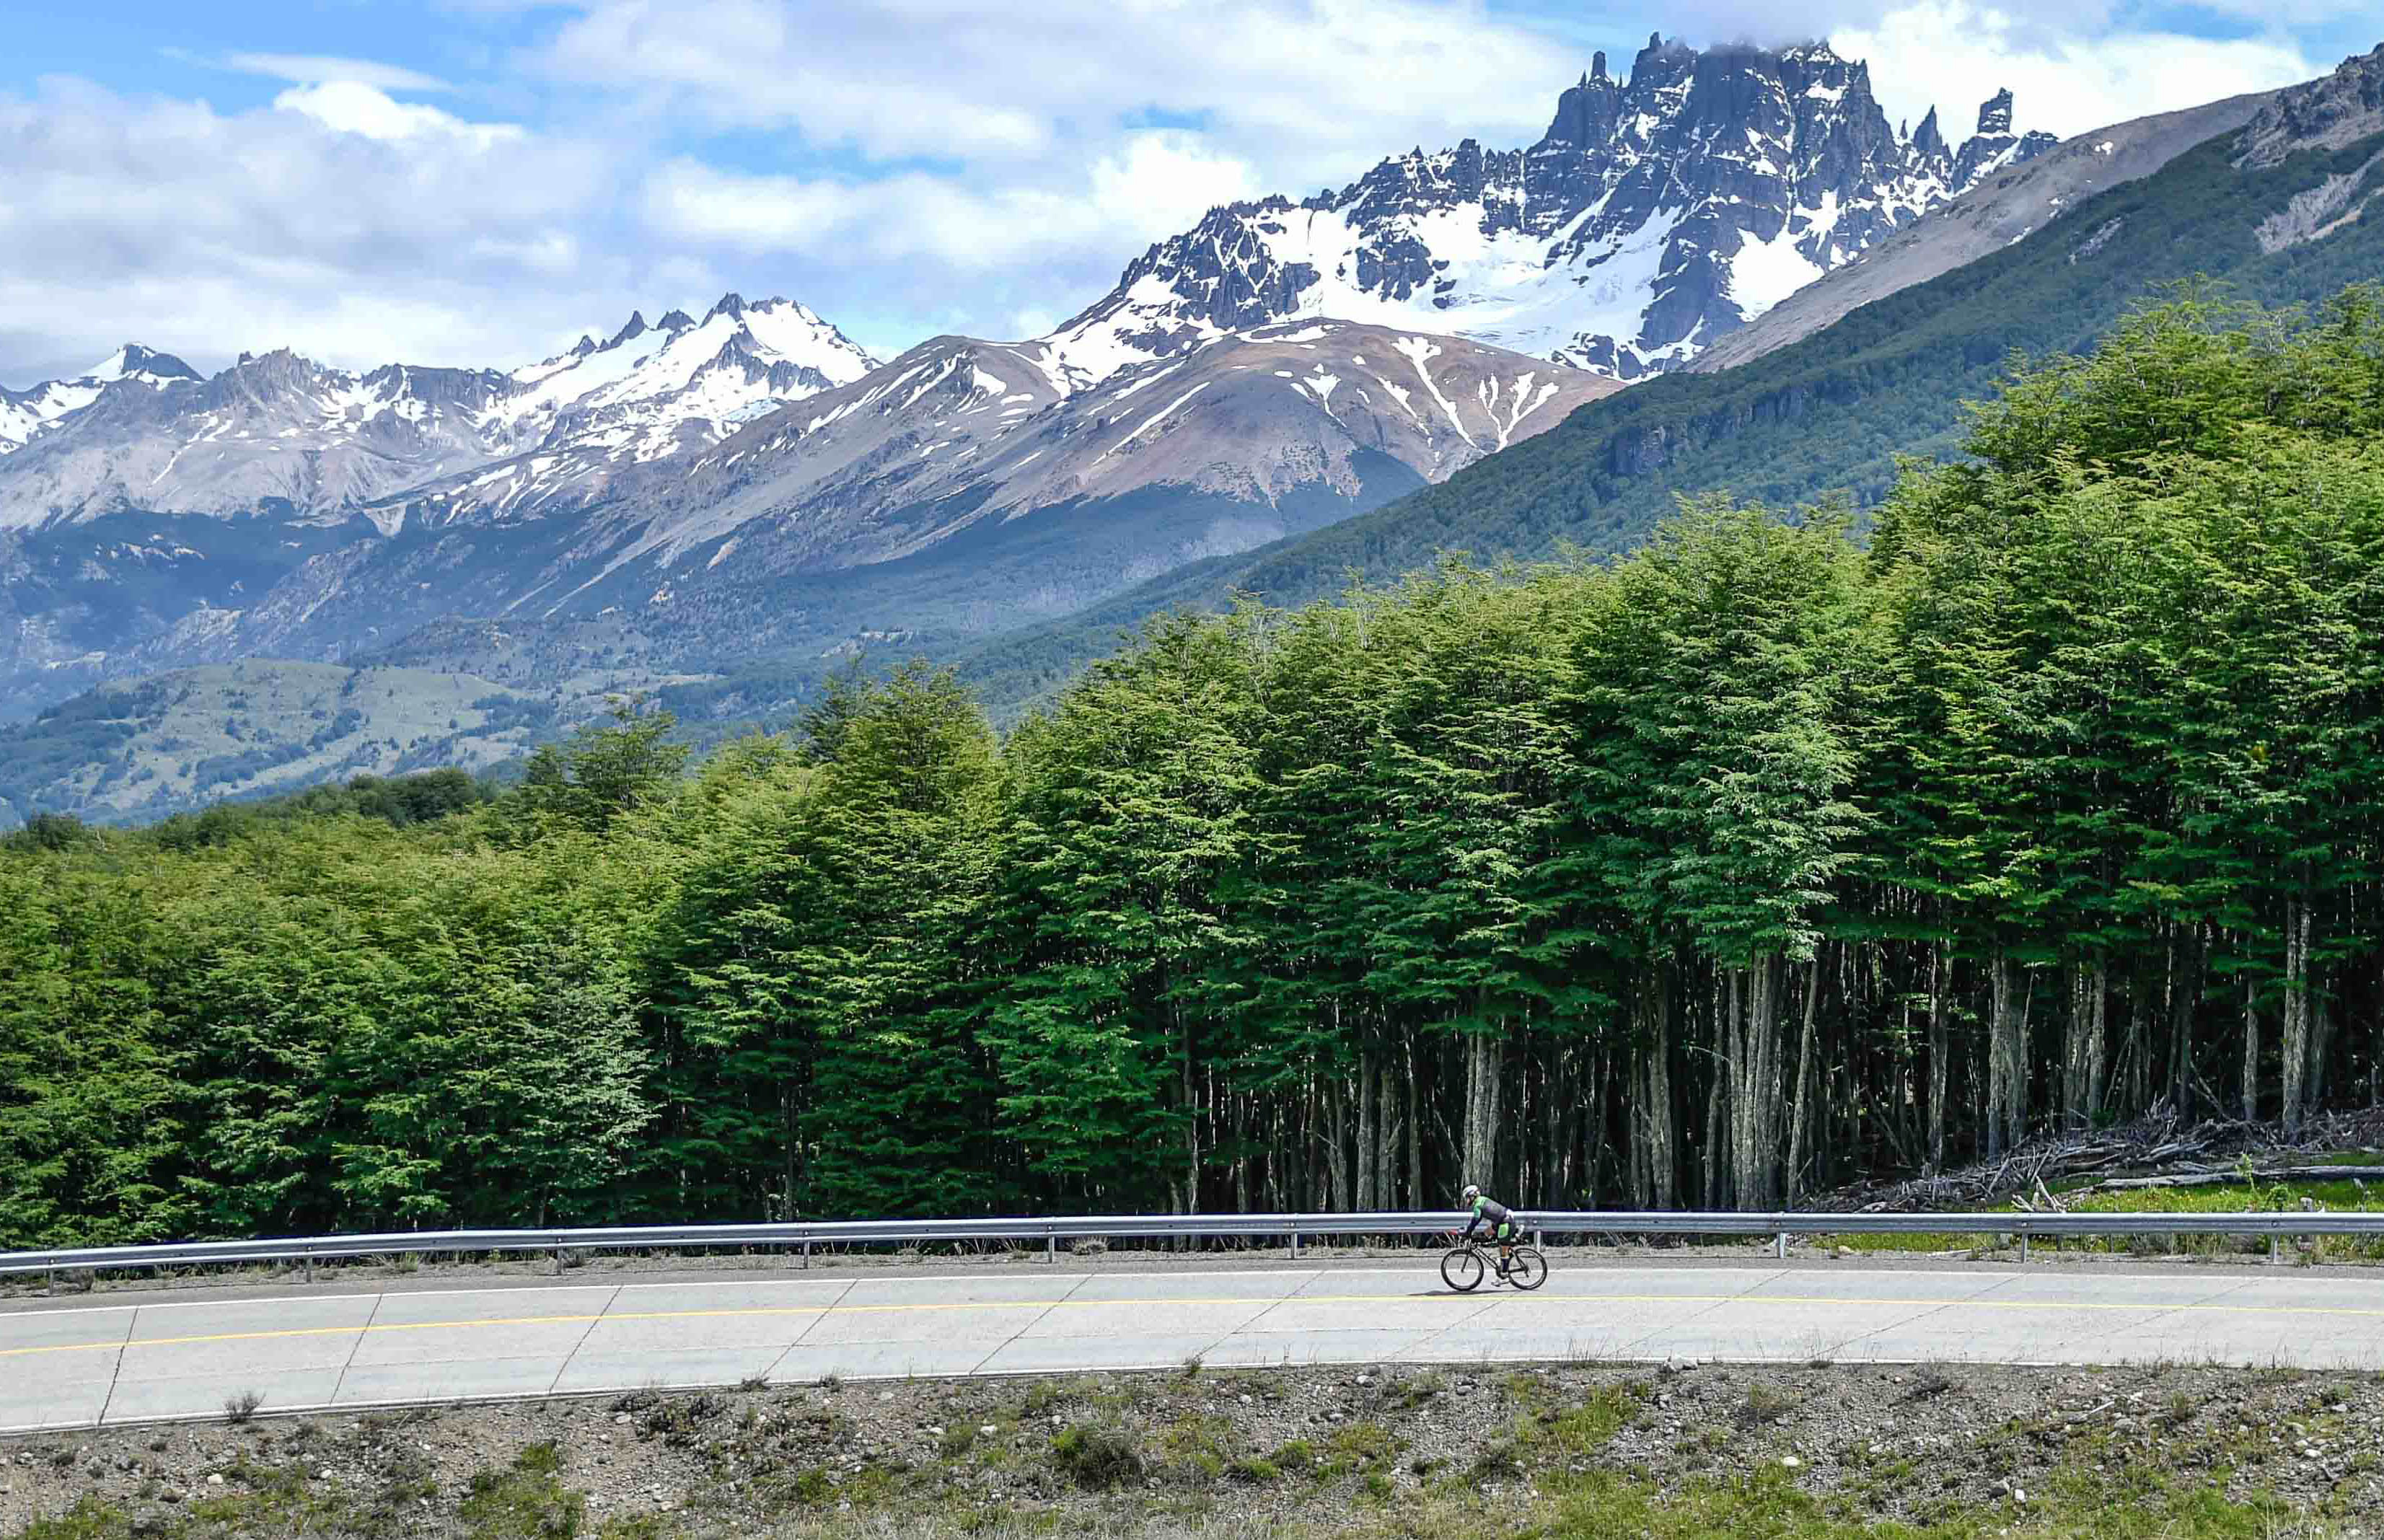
top-left (5, 289), bottom-right (2384, 1246)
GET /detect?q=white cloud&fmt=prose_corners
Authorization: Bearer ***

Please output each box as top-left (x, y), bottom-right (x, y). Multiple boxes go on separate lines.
top-left (221, 53), bottom-right (456, 92)
top-left (641, 129), bottom-right (1258, 274)
top-left (0, 77), bottom-right (633, 382)
top-left (542, 0), bottom-right (1576, 188)
top-left (272, 81), bottom-right (526, 146)
top-left (1831, 1), bottom-right (2318, 139)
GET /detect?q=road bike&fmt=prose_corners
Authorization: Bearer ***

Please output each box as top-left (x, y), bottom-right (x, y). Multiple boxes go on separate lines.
top-left (1440, 1232), bottom-right (1546, 1293)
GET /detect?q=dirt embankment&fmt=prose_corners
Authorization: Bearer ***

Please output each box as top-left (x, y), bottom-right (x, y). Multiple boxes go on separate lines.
top-left (8, 1356), bottom-right (2384, 1539)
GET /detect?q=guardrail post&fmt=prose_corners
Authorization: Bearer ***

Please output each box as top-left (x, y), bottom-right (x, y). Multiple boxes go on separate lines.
top-left (801, 1240), bottom-right (811, 1270)
top-left (2270, 1233), bottom-right (2281, 1266)
top-left (1290, 1226), bottom-right (1301, 1261)
top-left (1046, 1236), bottom-right (1055, 1264)
top-left (2019, 1233), bottom-right (2030, 1264)
top-left (553, 1246), bottom-right (564, 1276)
top-left (1773, 1232), bottom-right (1786, 1260)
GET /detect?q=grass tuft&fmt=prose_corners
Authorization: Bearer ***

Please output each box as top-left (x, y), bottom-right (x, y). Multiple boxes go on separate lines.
top-left (1050, 1424), bottom-right (1144, 1490)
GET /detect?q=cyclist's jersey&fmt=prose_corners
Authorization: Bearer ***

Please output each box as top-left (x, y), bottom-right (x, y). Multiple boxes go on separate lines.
top-left (1464, 1195), bottom-right (1517, 1240)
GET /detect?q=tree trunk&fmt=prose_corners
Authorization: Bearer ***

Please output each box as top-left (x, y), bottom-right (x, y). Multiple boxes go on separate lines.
top-left (1987, 951), bottom-right (2028, 1159)
top-left (2064, 956), bottom-right (2098, 1130)
top-left (1233, 1094), bottom-right (1252, 1214)
top-left (1355, 1049), bottom-right (1378, 1212)
top-left (1638, 965), bottom-right (1676, 1209)
top-left (1461, 1028), bottom-right (1502, 1194)
top-left (2168, 924), bottom-right (2202, 1117)
top-left (1404, 1037), bottom-right (1422, 1210)
top-left (1325, 1076), bottom-right (1351, 1211)
top-left (2124, 969), bottom-right (2150, 1117)
top-left (1177, 1002), bottom-right (1200, 1215)
top-left (2089, 954), bottom-right (2109, 1119)
top-left (1786, 954), bottom-right (1824, 1202)
top-left (1927, 945), bottom-right (1949, 1171)
top-left (2242, 968), bottom-right (2261, 1125)
top-left (2310, 985), bottom-right (2336, 1114)
top-left (1730, 956), bottom-right (1787, 1210)
top-left (2282, 897), bottom-right (2313, 1137)
top-left (1704, 969), bottom-right (1728, 1208)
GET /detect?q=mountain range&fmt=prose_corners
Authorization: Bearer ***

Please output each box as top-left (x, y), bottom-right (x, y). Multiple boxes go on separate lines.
top-left (950, 41), bottom-right (2384, 707)
top-left (4, 35), bottom-right (2380, 823)
top-left (1046, 38), bottom-right (2054, 382)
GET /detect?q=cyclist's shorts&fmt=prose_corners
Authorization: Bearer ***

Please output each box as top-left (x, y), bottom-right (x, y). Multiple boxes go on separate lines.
top-left (1495, 1220), bottom-right (1520, 1241)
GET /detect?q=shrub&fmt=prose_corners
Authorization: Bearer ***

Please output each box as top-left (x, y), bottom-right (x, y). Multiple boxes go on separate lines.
top-left (1050, 1425), bottom-right (1144, 1490)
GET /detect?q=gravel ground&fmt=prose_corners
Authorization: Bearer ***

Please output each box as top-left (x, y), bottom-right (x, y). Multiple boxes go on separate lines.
top-left (8, 1355), bottom-right (2384, 1538)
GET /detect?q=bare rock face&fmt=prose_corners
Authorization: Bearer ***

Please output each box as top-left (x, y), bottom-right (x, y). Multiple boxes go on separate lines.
top-left (2236, 43), bottom-right (2384, 169)
top-left (1043, 37), bottom-right (2054, 384)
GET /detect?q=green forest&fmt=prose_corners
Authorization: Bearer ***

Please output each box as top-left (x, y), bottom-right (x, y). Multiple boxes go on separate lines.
top-left (6, 289), bottom-right (2384, 1249)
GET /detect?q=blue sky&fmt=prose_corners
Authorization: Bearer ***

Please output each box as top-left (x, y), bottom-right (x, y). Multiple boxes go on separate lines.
top-left (0, 1), bottom-right (2359, 384)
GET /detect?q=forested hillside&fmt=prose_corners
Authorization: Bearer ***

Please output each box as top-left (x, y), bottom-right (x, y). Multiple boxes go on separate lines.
top-left (6, 291), bottom-right (2384, 1246)
top-left (0, 661), bottom-right (553, 825)
top-left (957, 123), bottom-right (2384, 713)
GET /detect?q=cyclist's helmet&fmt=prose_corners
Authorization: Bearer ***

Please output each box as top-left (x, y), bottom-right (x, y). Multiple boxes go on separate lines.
top-left (1461, 1184), bottom-right (1482, 1202)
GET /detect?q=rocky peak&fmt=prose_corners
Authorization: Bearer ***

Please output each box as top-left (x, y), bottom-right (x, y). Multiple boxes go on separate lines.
top-left (109, 344), bottom-right (201, 383)
top-left (607, 312), bottom-right (648, 348)
top-left (2236, 43), bottom-right (2384, 170)
top-left (221, 347), bottom-right (317, 390)
top-left (1046, 34), bottom-right (2057, 382)
top-left (707, 292), bottom-right (748, 322)
top-left (1979, 89), bottom-right (2015, 136)
top-left (1545, 62), bottom-right (1623, 147)
top-left (656, 308), bottom-right (697, 333)
top-left (1913, 106), bottom-right (1948, 159)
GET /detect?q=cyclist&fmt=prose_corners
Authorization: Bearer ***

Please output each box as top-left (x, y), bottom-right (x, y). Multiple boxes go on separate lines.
top-left (1459, 1184), bottom-right (1522, 1277)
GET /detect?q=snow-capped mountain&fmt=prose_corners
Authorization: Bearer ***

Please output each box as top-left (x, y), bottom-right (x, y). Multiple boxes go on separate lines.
top-left (0, 348), bottom-right (524, 531)
top-left (1043, 36), bottom-right (2058, 381)
top-left (496, 317), bottom-right (1627, 585)
top-left (0, 294), bottom-right (877, 531)
top-left (481, 293), bottom-right (876, 468)
top-left (0, 345), bottom-right (199, 454)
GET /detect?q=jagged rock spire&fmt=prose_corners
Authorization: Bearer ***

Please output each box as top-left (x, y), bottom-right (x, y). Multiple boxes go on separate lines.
top-left (1913, 106), bottom-right (1948, 159)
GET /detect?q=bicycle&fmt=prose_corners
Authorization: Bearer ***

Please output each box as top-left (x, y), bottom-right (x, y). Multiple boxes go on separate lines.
top-left (1440, 1231), bottom-right (1546, 1293)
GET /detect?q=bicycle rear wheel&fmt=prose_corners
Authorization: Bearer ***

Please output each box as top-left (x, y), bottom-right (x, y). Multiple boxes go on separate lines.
top-left (1440, 1246), bottom-right (1485, 1293)
top-left (1506, 1246), bottom-right (1547, 1290)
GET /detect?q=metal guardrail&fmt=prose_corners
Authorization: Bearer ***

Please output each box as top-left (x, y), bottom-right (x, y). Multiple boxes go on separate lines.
top-left (9, 1207), bottom-right (2384, 1283)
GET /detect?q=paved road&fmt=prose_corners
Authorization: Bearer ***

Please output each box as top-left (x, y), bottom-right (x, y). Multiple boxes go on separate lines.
top-left (7, 1261), bottom-right (2383, 1433)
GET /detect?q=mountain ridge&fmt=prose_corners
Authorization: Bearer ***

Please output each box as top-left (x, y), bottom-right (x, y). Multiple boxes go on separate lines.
top-left (1039, 35), bottom-right (2055, 385)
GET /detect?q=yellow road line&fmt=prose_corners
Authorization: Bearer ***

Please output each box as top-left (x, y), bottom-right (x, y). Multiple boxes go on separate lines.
top-left (7, 1288), bottom-right (2380, 1360)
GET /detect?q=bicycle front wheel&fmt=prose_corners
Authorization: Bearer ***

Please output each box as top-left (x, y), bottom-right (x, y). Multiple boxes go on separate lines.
top-left (1506, 1247), bottom-right (1547, 1290)
top-left (1440, 1246), bottom-right (1485, 1293)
